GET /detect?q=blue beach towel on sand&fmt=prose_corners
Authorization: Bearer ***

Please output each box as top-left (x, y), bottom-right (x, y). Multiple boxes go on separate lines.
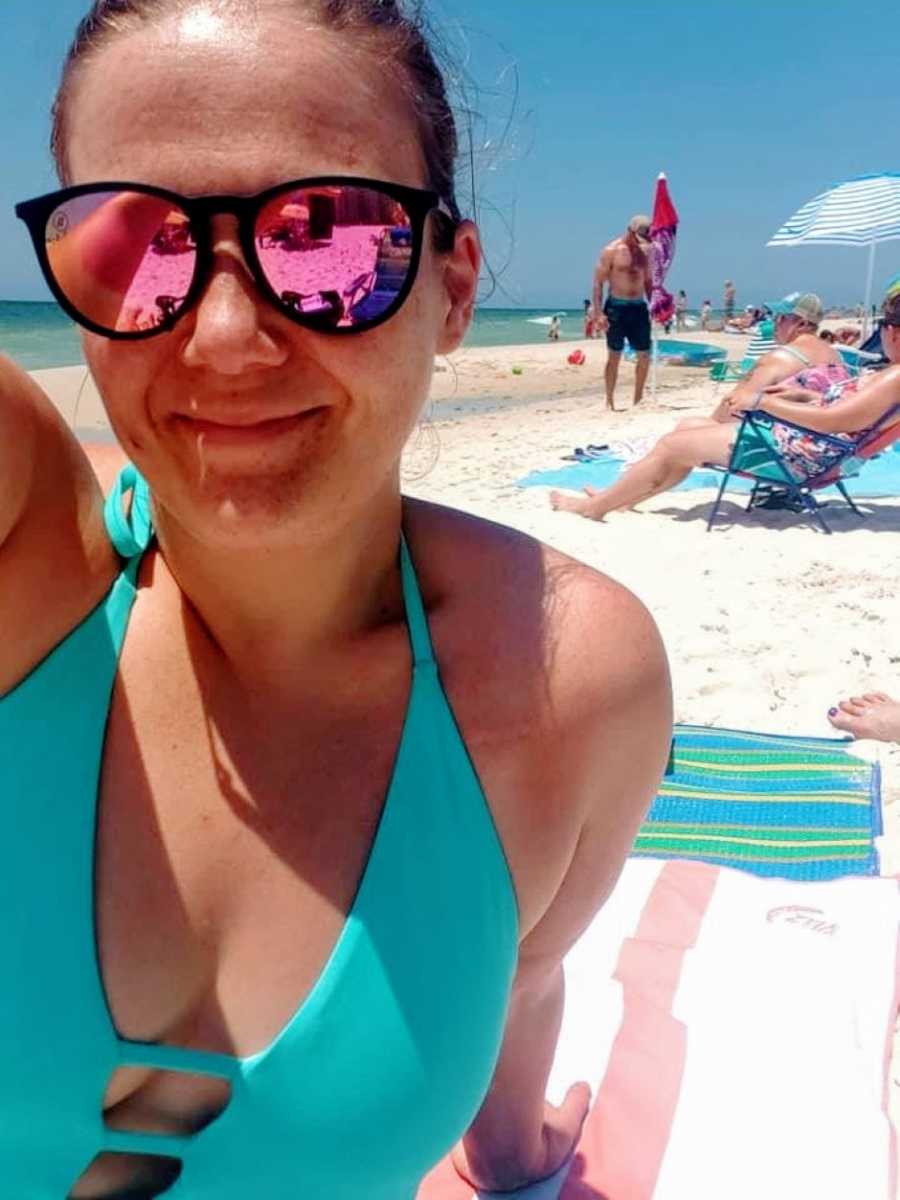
top-left (519, 444), bottom-right (900, 498)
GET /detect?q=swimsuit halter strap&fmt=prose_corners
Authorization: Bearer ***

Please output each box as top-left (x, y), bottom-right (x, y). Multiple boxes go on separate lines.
top-left (399, 534), bottom-right (436, 668)
top-left (778, 345), bottom-right (813, 367)
top-left (104, 464), bottom-right (154, 561)
top-left (103, 469), bottom-right (435, 666)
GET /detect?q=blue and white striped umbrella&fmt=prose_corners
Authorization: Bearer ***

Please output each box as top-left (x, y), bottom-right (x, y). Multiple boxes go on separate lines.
top-left (768, 173), bottom-right (900, 248)
top-left (768, 173), bottom-right (900, 328)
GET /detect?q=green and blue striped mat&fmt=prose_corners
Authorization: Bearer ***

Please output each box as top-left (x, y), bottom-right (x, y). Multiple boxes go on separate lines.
top-left (632, 725), bottom-right (882, 881)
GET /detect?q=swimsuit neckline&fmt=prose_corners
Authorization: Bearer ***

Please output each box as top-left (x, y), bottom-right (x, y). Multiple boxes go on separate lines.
top-left (89, 520), bottom-right (434, 1079)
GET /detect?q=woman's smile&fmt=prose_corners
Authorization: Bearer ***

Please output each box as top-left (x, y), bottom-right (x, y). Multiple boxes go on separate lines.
top-left (171, 405), bottom-right (332, 454)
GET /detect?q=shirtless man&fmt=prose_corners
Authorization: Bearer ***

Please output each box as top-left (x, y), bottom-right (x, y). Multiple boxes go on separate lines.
top-left (593, 215), bottom-right (653, 410)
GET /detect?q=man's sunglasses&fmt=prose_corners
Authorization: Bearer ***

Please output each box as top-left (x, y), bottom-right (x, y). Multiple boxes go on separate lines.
top-left (15, 177), bottom-right (455, 340)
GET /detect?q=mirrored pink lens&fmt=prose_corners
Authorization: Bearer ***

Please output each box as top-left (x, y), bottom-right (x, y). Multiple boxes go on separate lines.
top-left (255, 186), bottom-right (414, 328)
top-left (45, 191), bottom-right (196, 334)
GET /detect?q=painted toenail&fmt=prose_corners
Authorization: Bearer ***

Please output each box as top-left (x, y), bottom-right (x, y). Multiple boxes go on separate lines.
top-left (828, 708), bottom-right (838, 717)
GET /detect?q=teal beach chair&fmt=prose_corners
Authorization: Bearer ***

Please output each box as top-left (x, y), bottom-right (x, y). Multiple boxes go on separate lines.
top-left (706, 407), bottom-right (900, 534)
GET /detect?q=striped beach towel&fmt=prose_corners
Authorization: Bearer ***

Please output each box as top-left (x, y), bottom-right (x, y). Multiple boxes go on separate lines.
top-left (632, 725), bottom-right (881, 880)
top-left (418, 859), bottom-right (900, 1200)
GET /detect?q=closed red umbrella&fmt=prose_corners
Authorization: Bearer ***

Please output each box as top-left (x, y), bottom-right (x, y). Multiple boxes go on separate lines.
top-left (649, 172), bottom-right (679, 326)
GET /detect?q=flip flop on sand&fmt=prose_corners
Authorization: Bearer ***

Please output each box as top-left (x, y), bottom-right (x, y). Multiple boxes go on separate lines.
top-left (828, 693), bottom-right (900, 743)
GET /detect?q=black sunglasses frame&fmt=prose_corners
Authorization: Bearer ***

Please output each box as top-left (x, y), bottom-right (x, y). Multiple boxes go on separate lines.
top-left (15, 176), bottom-right (452, 341)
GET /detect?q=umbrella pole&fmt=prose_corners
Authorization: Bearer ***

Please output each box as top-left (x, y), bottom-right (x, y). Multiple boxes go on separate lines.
top-left (863, 240), bottom-right (877, 340)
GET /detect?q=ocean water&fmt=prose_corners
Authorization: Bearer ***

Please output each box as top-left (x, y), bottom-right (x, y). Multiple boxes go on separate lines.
top-left (0, 300), bottom-right (588, 369)
top-left (0, 301), bottom-right (85, 370)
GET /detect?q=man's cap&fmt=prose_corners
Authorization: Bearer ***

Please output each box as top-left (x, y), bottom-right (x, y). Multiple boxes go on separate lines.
top-left (883, 273), bottom-right (900, 302)
top-left (628, 214), bottom-right (652, 238)
top-left (766, 292), bottom-right (823, 325)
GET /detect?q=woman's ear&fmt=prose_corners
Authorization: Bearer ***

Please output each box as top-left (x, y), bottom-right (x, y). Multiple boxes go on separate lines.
top-left (437, 220), bottom-right (481, 355)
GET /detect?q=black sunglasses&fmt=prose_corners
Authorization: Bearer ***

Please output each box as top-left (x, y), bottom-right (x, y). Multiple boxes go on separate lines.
top-left (15, 176), bottom-right (455, 341)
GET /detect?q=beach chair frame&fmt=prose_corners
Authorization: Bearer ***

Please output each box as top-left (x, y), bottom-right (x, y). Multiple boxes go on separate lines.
top-left (705, 409), bottom-right (900, 534)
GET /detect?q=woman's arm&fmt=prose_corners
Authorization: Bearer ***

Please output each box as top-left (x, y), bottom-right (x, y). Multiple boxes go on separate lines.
top-left (454, 578), bottom-right (673, 1192)
top-left (723, 349), bottom-right (815, 413)
top-left (760, 366), bottom-right (900, 434)
top-left (0, 356), bottom-right (42, 549)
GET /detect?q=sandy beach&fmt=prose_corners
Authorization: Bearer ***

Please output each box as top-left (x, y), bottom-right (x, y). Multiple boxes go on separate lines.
top-left (32, 328), bottom-right (900, 1143)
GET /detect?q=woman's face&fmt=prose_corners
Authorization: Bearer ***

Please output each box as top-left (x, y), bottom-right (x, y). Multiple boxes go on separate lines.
top-left (774, 313), bottom-right (802, 344)
top-left (64, 8), bottom-right (480, 548)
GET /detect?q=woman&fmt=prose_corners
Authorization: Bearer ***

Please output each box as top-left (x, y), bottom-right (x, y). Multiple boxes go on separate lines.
top-left (741, 290), bottom-right (900, 479)
top-left (0, 3), bottom-right (671, 1198)
top-left (551, 292), bottom-right (850, 521)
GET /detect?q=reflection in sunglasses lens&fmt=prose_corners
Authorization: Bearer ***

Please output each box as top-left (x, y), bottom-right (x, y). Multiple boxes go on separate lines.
top-left (256, 186), bottom-right (414, 328)
top-left (45, 191), bottom-right (196, 333)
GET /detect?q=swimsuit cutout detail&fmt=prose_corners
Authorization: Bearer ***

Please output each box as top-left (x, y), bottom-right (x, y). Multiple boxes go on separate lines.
top-left (0, 468), bottom-right (519, 1199)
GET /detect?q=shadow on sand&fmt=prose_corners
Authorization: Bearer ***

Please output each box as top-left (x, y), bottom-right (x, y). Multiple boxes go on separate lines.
top-left (657, 495), bottom-right (900, 534)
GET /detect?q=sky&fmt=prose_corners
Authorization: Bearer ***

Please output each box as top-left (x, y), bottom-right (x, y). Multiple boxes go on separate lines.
top-left (1, 0), bottom-right (898, 309)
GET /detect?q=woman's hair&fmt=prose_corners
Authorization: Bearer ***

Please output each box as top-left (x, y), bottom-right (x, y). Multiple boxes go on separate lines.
top-left (50, 0), bottom-right (460, 248)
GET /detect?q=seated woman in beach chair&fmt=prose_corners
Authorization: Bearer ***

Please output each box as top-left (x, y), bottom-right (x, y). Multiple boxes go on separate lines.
top-left (704, 293), bottom-right (843, 424)
top-left (551, 289), bottom-right (900, 521)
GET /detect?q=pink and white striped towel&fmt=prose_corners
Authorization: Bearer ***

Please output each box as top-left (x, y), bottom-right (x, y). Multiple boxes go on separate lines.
top-left (419, 859), bottom-right (900, 1200)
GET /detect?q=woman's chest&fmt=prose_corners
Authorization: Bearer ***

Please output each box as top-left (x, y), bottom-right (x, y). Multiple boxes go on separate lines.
top-left (96, 620), bottom-right (407, 1063)
top-left (0, 601), bottom-right (518, 1197)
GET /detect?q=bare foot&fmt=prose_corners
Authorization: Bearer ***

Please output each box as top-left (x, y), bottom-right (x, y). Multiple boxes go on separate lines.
top-left (549, 490), bottom-right (605, 520)
top-left (828, 693), bottom-right (900, 742)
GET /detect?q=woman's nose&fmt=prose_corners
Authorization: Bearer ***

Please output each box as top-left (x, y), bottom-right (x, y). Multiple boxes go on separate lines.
top-left (180, 215), bottom-right (288, 374)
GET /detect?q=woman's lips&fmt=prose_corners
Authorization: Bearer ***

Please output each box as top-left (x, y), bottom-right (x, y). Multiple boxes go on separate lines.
top-left (172, 408), bottom-right (326, 446)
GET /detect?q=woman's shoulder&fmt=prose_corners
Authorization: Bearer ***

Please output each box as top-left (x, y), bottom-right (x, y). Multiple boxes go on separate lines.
top-left (402, 498), bottom-right (672, 939)
top-left (403, 498), bottom-right (666, 724)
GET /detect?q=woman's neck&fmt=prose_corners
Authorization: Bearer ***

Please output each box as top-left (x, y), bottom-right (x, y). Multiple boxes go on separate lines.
top-left (150, 486), bottom-right (406, 692)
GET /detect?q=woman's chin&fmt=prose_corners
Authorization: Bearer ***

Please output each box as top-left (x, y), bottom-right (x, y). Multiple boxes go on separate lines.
top-left (154, 467), bottom-right (337, 552)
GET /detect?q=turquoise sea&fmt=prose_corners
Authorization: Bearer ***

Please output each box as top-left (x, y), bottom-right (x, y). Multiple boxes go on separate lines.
top-left (0, 300), bottom-right (588, 370)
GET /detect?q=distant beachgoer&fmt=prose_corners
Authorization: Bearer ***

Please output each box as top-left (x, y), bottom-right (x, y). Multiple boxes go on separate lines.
top-left (700, 299), bottom-right (712, 331)
top-left (548, 315), bottom-right (561, 341)
top-left (592, 215), bottom-right (653, 410)
top-left (724, 280), bottom-right (736, 320)
top-left (548, 290), bottom-right (900, 523)
top-left (829, 693), bottom-right (900, 742)
top-left (583, 299), bottom-right (596, 339)
top-left (835, 326), bottom-right (860, 346)
top-left (675, 290), bottom-right (688, 332)
top-left (820, 328), bottom-right (836, 343)
top-left (726, 305), bottom-right (762, 332)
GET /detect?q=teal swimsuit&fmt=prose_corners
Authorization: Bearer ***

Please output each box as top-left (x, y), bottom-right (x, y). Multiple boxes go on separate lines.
top-left (0, 467), bottom-right (519, 1198)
